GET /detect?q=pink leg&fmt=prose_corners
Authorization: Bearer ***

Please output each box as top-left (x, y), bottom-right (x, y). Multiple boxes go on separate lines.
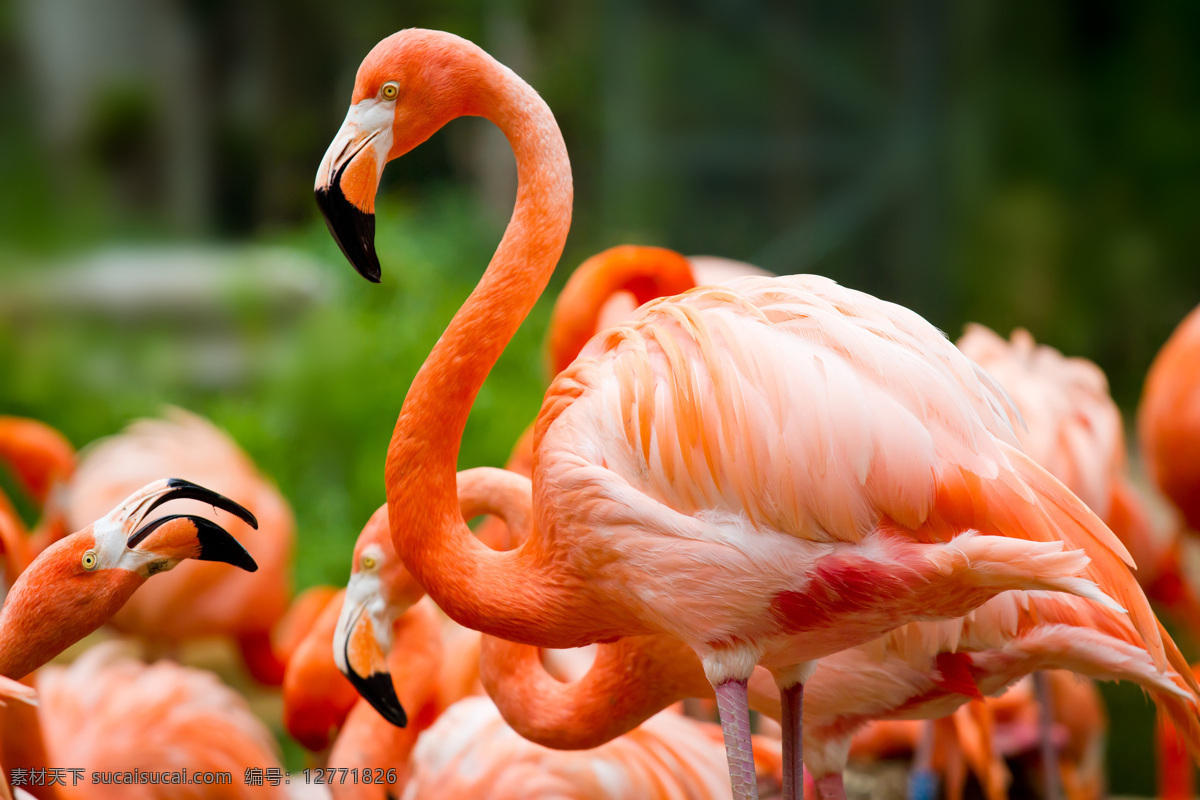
top-left (715, 678), bottom-right (760, 800)
top-left (781, 682), bottom-right (803, 800)
top-left (814, 773), bottom-right (847, 800)
top-left (1033, 671), bottom-right (1061, 800)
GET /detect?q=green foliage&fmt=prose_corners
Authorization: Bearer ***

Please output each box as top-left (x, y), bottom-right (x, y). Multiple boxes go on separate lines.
top-left (0, 188), bottom-right (551, 590)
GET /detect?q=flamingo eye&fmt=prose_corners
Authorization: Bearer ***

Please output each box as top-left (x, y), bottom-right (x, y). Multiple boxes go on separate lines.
top-left (380, 82), bottom-right (399, 100)
top-left (361, 555), bottom-right (377, 571)
top-left (81, 551), bottom-right (98, 571)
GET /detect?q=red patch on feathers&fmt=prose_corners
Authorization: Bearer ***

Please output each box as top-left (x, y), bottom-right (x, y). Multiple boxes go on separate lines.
top-left (772, 557), bottom-right (907, 632)
top-left (933, 652), bottom-right (983, 700)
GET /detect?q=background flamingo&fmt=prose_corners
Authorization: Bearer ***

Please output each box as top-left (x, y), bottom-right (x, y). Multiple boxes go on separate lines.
top-left (315, 28), bottom-right (1169, 800)
top-left (62, 409), bottom-right (293, 684)
top-left (31, 643), bottom-right (288, 800)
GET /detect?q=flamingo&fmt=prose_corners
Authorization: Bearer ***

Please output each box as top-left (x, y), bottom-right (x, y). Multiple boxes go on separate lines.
top-left (62, 409), bottom-right (293, 684)
top-left (314, 28), bottom-right (1177, 800)
top-left (0, 477), bottom-right (257, 680)
top-left (23, 642), bottom-right (288, 800)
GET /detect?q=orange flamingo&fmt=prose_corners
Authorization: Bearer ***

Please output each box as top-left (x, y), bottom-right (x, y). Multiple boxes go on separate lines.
top-left (0, 477), bottom-right (257, 681)
top-left (62, 409), bottom-right (293, 684)
top-left (315, 28), bottom-right (1175, 800)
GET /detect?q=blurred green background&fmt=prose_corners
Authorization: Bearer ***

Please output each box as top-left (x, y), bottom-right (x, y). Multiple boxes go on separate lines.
top-left (1, 0), bottom-right (1198, 791)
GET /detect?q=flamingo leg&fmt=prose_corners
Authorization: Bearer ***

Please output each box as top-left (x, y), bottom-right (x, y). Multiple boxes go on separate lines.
top-left (908, 719), bottom-right (939, 800)
top-left (715, 678), bottom-right (760, 800)
top-left (781, 681), bottom-right (804, 800)
top-left (1033, 671), bottom-right (1062, 800)
top-left (814, 773), bottom-right (848, 800)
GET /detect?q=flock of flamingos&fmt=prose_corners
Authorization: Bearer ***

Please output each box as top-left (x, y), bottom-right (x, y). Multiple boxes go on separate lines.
top-left (2, 26), bottom-right (1200, 800)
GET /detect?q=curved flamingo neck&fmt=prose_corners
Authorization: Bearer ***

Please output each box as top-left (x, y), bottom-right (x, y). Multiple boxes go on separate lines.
top-left (479, 633), bottom-right (698, 749)
top-left (546, 246), bottom-right (697, 376)
top-left (384, 53), bottom-right (577, 645)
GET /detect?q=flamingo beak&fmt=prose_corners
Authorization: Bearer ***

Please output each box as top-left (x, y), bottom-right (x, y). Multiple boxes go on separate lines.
top-left (333, 574), bottom-right (406, 728)
top-left (314, 101), bottom-right (394, 283)
top-left (115, 478), bottom-right (259, 572)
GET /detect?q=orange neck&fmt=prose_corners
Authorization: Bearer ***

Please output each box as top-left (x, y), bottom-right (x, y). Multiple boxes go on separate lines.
top-left (0, 505), bottom-right (34, 587)
top-left (0, 417), bottom-right (75, 509)
top-left (478, 633), bottom-right (704, 749)
top-left (545, 246), bottom-right (696, 377)
top-left (383, 47), bottom-right (586, 646)
top-left (479, 627), bottom-right (782, 748)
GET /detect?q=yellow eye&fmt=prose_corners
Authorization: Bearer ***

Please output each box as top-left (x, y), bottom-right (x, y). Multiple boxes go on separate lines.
top-left (361, 555), bottom-right (377, 571)
top-left (380, 82), bottom-right (399, 100)
top-left (81, 551), bottom-right (98, 571)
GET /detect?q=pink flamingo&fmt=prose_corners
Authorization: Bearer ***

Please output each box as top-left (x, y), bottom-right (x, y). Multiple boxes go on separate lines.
top-left (315, 29), bottom-right (1167, 799)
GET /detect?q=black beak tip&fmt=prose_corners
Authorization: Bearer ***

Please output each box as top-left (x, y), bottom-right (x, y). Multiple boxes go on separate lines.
top-left (192, 517), bottom-right (259, 572)
top-left (315, 183), bottom-right (381, 283)
top-left (346, 669), bottom-right (408, 728)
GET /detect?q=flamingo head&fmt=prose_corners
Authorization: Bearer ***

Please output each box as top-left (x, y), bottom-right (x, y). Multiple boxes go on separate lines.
top-left (315, 29), bottom-right (492, 282)
top-left (333, 504), bottom-right (420, 728)
top-left (0, 478), bottom-right (258, 679)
